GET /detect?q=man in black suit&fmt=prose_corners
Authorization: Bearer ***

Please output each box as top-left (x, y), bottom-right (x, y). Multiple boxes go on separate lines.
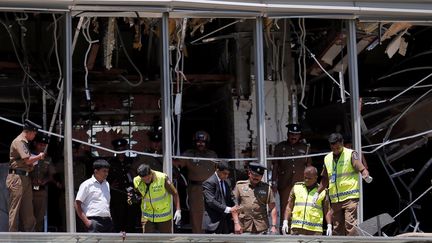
top-left (202, 161), bottom-right (237, 234)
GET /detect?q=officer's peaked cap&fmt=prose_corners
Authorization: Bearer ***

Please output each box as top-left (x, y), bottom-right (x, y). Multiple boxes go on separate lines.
top-left (149, 131), bottom-right (162, 142)
top-left (248, 162), bottom-right (267, 176)
top-left (34, 133), bottom-right (49, 144)
top-left (111, 138), bottom-right (128, 149)
top-left (286, 124), bottom-right (301, 134)
top-left (23, 119), bottom-right (41, 132)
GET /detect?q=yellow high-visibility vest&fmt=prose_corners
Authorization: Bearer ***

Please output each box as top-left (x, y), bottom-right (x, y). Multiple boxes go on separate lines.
top-left (324, 147), bottom-right (359, 203)
top-left (291, 182), bottom-right (325, 232)
top-left (133, 171), bottom-right (172, 223)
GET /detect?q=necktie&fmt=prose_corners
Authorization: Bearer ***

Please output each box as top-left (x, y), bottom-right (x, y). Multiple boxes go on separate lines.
top-left (220, 180), bottom-right (225, 197)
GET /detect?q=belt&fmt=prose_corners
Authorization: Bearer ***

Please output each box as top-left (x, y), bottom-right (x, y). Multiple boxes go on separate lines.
top-left (9, 169), bottom-right (29, 176)
top-left (189, 180), bottom-right (203, 185)
top-left (88, 216), bottom-right (112, 220)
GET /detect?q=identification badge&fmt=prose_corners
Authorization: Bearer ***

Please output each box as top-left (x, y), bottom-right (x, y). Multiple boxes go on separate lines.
top-left (330, 174), bottom-right (336, 183)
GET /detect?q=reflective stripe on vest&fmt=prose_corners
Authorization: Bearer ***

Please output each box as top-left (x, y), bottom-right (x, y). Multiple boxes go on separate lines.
top-left (324, 147), bottom-right (360, 203)
top-left (133, 171), bottom-right (172, 222)
top-left (291, 183), bottom-right (325, 232)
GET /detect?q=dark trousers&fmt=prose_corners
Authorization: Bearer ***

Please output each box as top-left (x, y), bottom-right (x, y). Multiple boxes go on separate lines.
top-left (110, 190), bottom-right (139, 232)
top-left (143, 219), bottom-right (172, 233)
top-left (205, 217), bottom-right (231, 234)
top-left (87, 216), bottom-right (114, 233)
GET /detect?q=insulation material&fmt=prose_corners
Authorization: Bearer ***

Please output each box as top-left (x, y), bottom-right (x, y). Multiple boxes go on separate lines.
top-left (381, 22), bottom-right (412, 42)
top-left (333, 37), bottom-right (373, 73)
top-left (385, 29), bottom-right (408, 59)
top-left (321, 43), bottom-right (343, 66)
top-left (399, 37), bottom-right (408, 56)
top-left (103, 17), bottom-right (116, 70)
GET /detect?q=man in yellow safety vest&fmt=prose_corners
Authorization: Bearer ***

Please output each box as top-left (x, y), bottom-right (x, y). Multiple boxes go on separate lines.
top-left (281, 166), bottom-right (332, 235)
top-left (131, 164), bottom-right (181, 233)
top-left (313, 133), bottom-right (372, 236)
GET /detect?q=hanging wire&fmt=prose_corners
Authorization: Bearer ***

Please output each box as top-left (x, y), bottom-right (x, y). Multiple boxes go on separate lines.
top-left (115, 20), bottom-right (144, 87)
top-left (0, 19), bottom-right (56, 100)
top-left (81, 17), bottom-right (99, 100)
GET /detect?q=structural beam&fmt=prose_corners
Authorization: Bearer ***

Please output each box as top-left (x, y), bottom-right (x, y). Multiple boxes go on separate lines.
top-left (63, 12), bottom-right (76, 232)
top-left (253, 17), bottom-right (267, 173)
top-left (347, 19), bottom-right (363, 223)
top-left (160, 12), bottom-right (172, 181)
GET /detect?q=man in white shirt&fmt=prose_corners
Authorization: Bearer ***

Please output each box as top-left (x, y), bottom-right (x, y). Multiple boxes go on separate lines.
top-left (75, 159), bottom-right (113, 232)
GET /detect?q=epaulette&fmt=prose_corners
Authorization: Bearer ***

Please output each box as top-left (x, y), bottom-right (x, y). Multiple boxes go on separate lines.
top-left (236, 180), bottom-right (248, 185)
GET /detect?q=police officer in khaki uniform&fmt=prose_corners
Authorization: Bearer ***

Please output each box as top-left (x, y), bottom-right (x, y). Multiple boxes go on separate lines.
top-left (174, 130), bottom-right (217, 233)
top-left (272, 124), bottom-right (311, 226)
top-left (6, 120), bottom-right (45, 232)
top-left (30, 133), bottom-right (55, 232)
top-left (131, 131), bottom-right (163, 175)
top-left (232, 162), bottom-right (278, 234)
top-left (107, 138), bottom-right (136, 232)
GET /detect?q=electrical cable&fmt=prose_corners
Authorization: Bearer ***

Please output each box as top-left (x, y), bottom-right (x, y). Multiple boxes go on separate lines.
top-left (0, 19), bottom-right (56, 100)
top-left (364, 70), bottom-right (432, 106)
top-left (81, 17), bottom-right (99, 101)
top-left (115, 21), bottom-right (143, 87)
top-left (0, 116), bottom-right (431, 166)
top-left (52, 14), bottom-right (63, 91)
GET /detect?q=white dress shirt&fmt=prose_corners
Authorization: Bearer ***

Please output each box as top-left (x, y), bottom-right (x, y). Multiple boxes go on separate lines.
top-left (76, 175), bottom-right (111, 217)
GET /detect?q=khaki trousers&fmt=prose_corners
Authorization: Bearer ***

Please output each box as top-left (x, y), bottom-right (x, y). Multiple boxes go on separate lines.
top-left (6, 174), bottom-right (35, 232)
top-left (188, 184), bottom-right (204, 233)
top-left (332, 198), bottom-right (358, 236)
top-left (32, 189), bottom-right (47, 232)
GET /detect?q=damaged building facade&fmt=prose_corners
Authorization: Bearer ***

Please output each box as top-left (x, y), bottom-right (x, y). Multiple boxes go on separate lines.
top-left (0, 0), bottom-right (431, 241)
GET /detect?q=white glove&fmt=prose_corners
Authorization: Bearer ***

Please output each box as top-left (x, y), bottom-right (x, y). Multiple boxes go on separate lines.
top-left (174, 210), bottom-right (182, 225)
top-left (281, 220), bottom-right (289, 235)
top-left (364, 175), bottom-right (373, 183)
top-left (311, 192), bottom-right (319, 205)
top-left (326, 224), bottom-right (332, 236)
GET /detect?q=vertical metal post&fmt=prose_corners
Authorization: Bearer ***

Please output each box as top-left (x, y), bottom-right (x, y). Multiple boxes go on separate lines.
top-left (160, 12), bottom-right (173, 232)
top-left (347, 19), bottom-right (363, 223)
top-left (160, 12), bottom-right (172, 180)
top-left (253, 17), bottom-right (267, 176)
top-left (63, 12), bottom-right (75, 232)
top-left (63, 11), bottom-right (75, 232)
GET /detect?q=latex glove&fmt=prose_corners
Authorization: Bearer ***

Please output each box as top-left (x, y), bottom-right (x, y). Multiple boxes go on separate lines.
top-left (281, 220), bottom-right (289, 235)
top-left (173, 210), bottom-right (182, 225)
top-left (326, 224), bottom-right (332, 236)
top-left (364, 175), bottom-right (373, 183)
top-left (311, 192), bottom-right (319, 205)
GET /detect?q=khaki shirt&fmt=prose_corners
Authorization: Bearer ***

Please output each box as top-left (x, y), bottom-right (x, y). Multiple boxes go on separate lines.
top-left (233, 180), bottom-right (275, 233)
top-left (30, 155), bottom-right (54, 188)
top-left (181, 149), bottom-right (217, 182)
top-left (9, 132), bottom-right (33, 172)
top-left (273, 141), bottom-right (310, 188)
